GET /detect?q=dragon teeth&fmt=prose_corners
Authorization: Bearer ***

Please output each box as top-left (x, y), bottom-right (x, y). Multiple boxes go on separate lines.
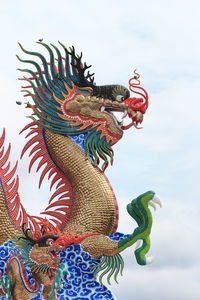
top-left (135, 111), bottom-right (143, 121)
top-left (101, 106), bottom-right (105, 112)
top-left (146, 256), bottom-right (155, 265)
top-left (122, 110), bottom-right (128, 119)
top-left (131, 111), bottom-right (136, 117)
top-left (152, 195), bottom-right (162, 207)
top-left (149, 200), bottom-right (157, 211)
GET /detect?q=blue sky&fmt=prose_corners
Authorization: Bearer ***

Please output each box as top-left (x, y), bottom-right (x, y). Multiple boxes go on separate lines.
top-left (1, 0), bottom-right (200, 299)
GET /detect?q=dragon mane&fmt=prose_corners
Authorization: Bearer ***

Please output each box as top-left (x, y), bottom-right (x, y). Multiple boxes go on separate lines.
top-left (17, 42), bottom-right (114, 170)
top-left (12, 224), bottom-right (59, 273)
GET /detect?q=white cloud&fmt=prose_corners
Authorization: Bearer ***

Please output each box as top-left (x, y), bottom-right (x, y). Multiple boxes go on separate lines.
top-left (111, 266), bottom-right (200, 300)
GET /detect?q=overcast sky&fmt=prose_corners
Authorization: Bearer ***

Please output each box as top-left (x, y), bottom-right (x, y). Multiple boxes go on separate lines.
top-left (1, 0), bottom-right (200, 299)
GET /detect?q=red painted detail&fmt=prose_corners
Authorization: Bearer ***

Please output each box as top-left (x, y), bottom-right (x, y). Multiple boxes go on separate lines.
top-left (122, 70), bottom-right (149, 131)
top-left (0, 148), bottom-right (5, 160)
top-left (0, 144), bottom-right (11, 167)
top-left (20, 121), bottom-right (36, 134)
top-left (38, 164), bottom-right (52, 188)
top-left (0, 127), bottom-right (72, 237)
top-left (21, 85), bottom-right (33, 89)
top-left (45, 199), bottom-right (71, 210)
top-left (20, 136), bottom-right (39, 160)
top-left (21, 206), bottom-right (29, 226)
top-left (36, 157), bottom-right (47, 172)
top-left (6, 177), bottom-right (19, 201)
top-left (49, 185), bottom-right (69, 203)
top-left (0, 129), bottom-right (42, 233)
top-left (125, 70), bottom-right (149, 114)
top-left (0, 128), bottom-right (5, 146)
top-left (50, 173), bottom-right (63, 191)
top-left (29, 143), bottom-right (41, 156)
top-left (34, 220), bottom-right (101, 247)
top-left (57, 193), bottom-right (71, 200)
top-left (1, 162), bottom-right (11, 175)
top-left (55, 207), bottom-right (70, 213)
top-left (25, 127), bottom-right (40, 139)
top-left (4, 162), bottom-right (18, 182)
top-left (124, 97), bottom-right (147, 114)
top-left (40, 210), bottom-right (67, 224)
top-left (53, 232), bottom-right (101, 247)
top-left (121, 122), bottom-right (143, 130)
top-left (32, 219), bottom-right (101, 249)
top-left (29, 150), bottom-right (46, 173)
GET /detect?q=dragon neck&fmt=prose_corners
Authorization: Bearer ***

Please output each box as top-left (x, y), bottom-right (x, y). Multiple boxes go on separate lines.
top-left (7, 256), bottom-right (39, 294)
top-left (44, 129), bottom-right (118, 236)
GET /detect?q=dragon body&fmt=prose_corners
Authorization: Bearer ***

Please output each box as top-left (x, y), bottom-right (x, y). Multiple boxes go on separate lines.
top-left (0, 42), bottom-right (161, 299)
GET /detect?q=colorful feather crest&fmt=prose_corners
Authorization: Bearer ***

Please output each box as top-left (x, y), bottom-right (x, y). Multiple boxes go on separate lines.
top-left (17, 42), bottom-right (114, 171)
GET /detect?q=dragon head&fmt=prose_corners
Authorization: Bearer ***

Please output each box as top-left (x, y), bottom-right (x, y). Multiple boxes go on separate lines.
top-left (13, 224), bottom-right (67, 286)
top-left (18, 42), bottom-right (148, 170)
top-left (13, 222), bottom-right (99, 287)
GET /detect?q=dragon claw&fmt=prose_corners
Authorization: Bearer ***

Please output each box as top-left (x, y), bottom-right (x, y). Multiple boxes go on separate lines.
top-left (151, 195), bottom-right (162, 208)
top-left (135, 239), bottom-right (143, 249)
top-left (146, 256), bottom-right (154, 265)
top-left (149, 200), bottom-right (157, 211)
top-left (119, 191), bottom-right (161, 266)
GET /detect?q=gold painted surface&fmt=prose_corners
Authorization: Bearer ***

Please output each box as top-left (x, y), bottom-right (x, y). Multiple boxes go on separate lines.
top-left (81, 235), bottom-right (118, 258)
top-left (7, 259), bottom-right (37, 300)
top-left (0, 185), bottom-right (18, 245)
top-left (7, 248), bottom-right (57, 300)
top-left (62, 94), bottom-right (128, 143)
top-left (29, 244), bottom-right (60, 269)
top-left (45, 130), bottom-right (117, 237)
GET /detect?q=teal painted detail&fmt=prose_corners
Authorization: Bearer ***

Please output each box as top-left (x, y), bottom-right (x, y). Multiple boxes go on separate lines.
top-left (0, 275), bottom-right (11, 299)
top-left (118, 191), bottom-right (155, 265)
top-left (83, 130), bottom-right (113, 170)
top-left (48, 263), bottom-right (69, 300)
top-left (91, 254), bottom-right (124, 286)
top-left (11, 233), bottom-right (51, 274)
top-left (53, 263), bottom-right (69, 289)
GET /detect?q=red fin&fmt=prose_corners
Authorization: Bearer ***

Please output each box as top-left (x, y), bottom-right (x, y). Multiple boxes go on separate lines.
top-left (45, 199), bottom-right (71, 210)
top-left (20, 123), bottom-right (73, 228)
top-left (40, 211), bottom-right (67, 223)
top-left (0, 129), bottom-right (44, 235)
top-left (0, 144), bottom-right (11, 168)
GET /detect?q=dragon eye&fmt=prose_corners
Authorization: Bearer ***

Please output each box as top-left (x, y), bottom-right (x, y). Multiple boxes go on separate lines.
top-left (46, 238), bottom-right (54, 246)
top-left (116, 95), bottom-right (124, 102)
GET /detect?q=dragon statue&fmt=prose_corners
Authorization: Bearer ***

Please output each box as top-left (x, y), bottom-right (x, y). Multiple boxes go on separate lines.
top-left (0, 42), bottom-right (161, 300)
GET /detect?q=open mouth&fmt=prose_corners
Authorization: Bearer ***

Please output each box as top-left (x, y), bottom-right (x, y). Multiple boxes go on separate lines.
top-left (48, 248), bottom-right (60, 259)
top-left (100, 106), bottom-right (144, 130)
